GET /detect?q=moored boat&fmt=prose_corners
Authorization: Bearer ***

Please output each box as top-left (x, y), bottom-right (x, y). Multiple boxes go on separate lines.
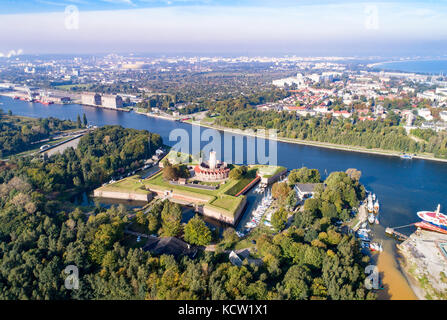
top-left (400, 154), bottom-right (413, 160)
top-left (373, 200), bottom-right (380, 214)
top-left (369, 242), bottom-right (383, 252)
top-left (417, 204), bottom-right (447, 232)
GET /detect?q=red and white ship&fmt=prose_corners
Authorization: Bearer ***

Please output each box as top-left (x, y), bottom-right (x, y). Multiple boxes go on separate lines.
top-left (416, 204), bottom-right (447, 234)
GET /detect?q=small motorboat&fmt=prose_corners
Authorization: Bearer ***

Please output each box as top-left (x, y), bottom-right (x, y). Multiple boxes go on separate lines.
top-left (369, 242), bottom-right (383, 252)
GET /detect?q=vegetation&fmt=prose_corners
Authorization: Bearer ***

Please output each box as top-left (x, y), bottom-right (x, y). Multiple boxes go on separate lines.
top-left (210, 106), bottom-right (447, 159)
top-left (183, 215), bottom-right (212, 246)
top-left (13, 125), bottom-right (162, 194)
top-left (0, 111), bottom-right (77, 158)
top-left (271, 207), bottom-right (289, 231)
top-left (288, 167), bottom-right (321, 185)
top-left (160, 201), bottom-right (182, 237)
top-left (272, 181), bottom-right (291, 205)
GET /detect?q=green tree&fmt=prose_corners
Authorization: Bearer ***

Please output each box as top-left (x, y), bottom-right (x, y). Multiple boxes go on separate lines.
top-left (76, 114), bottom-right (82, 128)
top-left (184, 215), bottom-right (212, 246)
top-left (163, 164), bottom-right (178, 181)
top-left (288, 167), bottom-right (321, 185)
top-left (272, 182), bottom-right (291, 204)
top-left (83, 113), bottom-right (88, 127)
top-left (271, 207), bottom-right (289, 231)
top-left (221, 227), bottom-right (238, 249)
top-left (160, 201), bottom-right (182, 237)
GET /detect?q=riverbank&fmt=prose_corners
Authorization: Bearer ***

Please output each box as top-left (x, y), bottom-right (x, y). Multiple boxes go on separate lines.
top-left (134, 110), bottom-right (179, 121)
top-left (397, 229), bottom-right (447, 300)
top-left (188, 120), bottom-right (447, 164)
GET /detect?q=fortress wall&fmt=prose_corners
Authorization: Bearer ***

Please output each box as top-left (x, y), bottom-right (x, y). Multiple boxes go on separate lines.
top-left (93, 189), bottom-right (152, 202)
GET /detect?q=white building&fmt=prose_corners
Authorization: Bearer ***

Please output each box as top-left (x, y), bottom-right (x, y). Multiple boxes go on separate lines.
top-left (418, 108), bottom-right (433, 121)
top-left (440, 111), bottom-right (447, 122)
top-left (101, 95), bottom-right (123, 109)
top-left (81, 93), bottom-right (101, 106)
top-left (272, 73), bottom-right (305, 88)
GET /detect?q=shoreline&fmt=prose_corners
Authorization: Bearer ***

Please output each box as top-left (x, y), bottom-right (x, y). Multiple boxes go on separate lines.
top-left (396, 229), bottom-right (447, 300)
top-left (395, 252), bottom-right (426, 300)
top-left (187, 121), bottom-right (447, 164)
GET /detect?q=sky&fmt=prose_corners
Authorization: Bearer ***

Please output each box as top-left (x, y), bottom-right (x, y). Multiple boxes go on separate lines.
top-left (1, 0), bottom-right (447, 56)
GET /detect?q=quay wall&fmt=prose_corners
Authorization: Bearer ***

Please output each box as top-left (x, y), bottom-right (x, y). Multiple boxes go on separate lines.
top-left (260, 168), bottom-right (288, 185)
top-left (93, 189), bottom-right (152, 202)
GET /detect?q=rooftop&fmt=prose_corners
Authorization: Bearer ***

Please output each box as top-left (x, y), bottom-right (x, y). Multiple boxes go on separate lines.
top-left (295, 183), bottom-right (323, 193)
top-left (143, 236), bottom-right (197, 259)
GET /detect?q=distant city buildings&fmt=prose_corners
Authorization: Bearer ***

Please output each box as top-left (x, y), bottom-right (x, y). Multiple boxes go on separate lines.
top-left (81, 93), bottom-right (101, 106)
top-left (101, 94), bottom-right (123, 109)
top-left (81, 92), bottom-right (123, 109)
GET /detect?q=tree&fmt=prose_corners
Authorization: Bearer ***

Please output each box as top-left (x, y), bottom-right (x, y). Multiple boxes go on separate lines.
top-left (229, 167), bottom-right (243, 180)
top-left (163, 164), bottom-right (178, 181)
top-left (221, 227), bottom-right (238, 249)
top-left (271, 207), bottom-right (289, 231)
top-left (286, 189), bottom-right (298, 209)
top-left (346, 168), bottom-right (361, 181)
top-left (283, 265), bottom-right (311, 299)
top-left (184, 215), bottom-right (212, 246)
top-left (83, 113), bottom-right (88, 127)
top-left (288, 167), bottom-right (321, 185)
top-left (76, 114), bottom-right (82, 128)
top-left (272, 182), bottom-right (291, 204)
top-left (160, 201), bottom-right (182, 237)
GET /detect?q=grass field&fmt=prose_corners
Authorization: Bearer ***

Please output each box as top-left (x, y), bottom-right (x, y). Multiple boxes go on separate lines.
top-left (54, 84), bottom-right (93, 91)
top-left (254, 165), bottom-right (287, 178)
top-left (165, 150), bottom-right (199, 165)
top-left (97, 175), bottom-right (149, 194)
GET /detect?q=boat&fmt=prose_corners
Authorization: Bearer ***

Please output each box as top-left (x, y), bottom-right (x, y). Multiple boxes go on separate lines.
top-left (367, 193), bottom-right (374, 213)
top-left (375, 217), bottom-right (379, 225)
top-left (369, 242), bottom-right (383, 252)
top-left (357, 229), bottom-right (371, 241)
top-left (414, 221), bottom-right (447, 235)
top-left (400, 154), bottom-right (413, 160)
top-left (245, 222), bottom-right (256, 229)
top-left (368, 213), bottom-right (375, 224)
top-left (416, 204), bottom-right (447, 233)
top-left (373, 200), bottom-right (380, 214)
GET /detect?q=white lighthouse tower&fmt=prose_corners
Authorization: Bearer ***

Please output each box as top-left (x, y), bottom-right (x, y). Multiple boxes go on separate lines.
top-left (209, 151), bottom-right (217, 170)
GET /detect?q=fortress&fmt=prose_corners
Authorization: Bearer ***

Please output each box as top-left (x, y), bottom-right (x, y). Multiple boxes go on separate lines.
top-left (193, 151), bottom-right (230, 182)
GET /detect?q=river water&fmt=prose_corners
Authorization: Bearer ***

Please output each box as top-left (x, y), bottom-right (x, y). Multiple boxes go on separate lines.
top-left (2, 95), bottom-right (446, 299)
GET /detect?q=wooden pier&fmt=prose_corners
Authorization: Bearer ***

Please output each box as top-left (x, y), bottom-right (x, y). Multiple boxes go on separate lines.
top-left (385, 227), bottom-right (409, 241)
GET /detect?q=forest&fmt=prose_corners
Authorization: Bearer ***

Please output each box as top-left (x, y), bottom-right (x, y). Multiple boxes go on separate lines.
top-left (210, 107), bottom-right (447, 158)
top-left (0, 110), bottom-right (78, 158)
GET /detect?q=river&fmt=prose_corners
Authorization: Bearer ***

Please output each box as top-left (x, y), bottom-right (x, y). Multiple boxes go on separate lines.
top-left (2, 95), bottom-right (446, 299)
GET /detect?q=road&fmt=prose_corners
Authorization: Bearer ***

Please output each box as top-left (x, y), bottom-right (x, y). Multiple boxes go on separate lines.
top-left (42, 136), bottom-right (82, 157)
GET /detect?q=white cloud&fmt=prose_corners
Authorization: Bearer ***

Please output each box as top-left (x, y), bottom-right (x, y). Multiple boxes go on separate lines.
top-left (0, 3), bottom-right (446, 54)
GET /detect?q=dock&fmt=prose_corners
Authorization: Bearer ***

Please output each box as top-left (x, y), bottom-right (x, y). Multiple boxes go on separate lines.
top-left (385, 227), bottom-right (410, 241)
